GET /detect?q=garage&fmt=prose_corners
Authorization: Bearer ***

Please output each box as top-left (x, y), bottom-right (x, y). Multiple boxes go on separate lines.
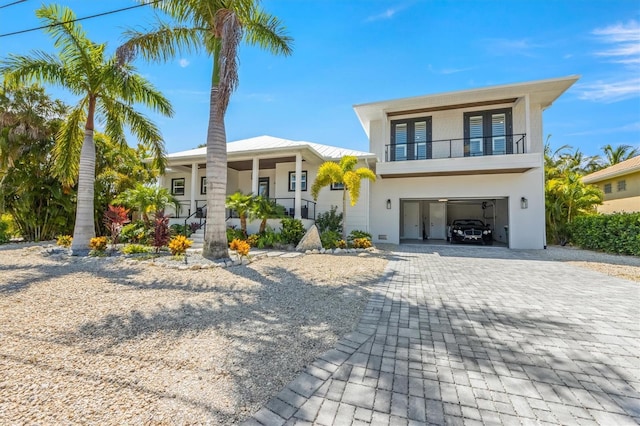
top-left (399, 198), bottom-right (509, 246)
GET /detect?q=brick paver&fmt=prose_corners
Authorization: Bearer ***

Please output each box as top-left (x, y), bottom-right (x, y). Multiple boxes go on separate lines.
top-left (246, 245), bottom-right (640, 425)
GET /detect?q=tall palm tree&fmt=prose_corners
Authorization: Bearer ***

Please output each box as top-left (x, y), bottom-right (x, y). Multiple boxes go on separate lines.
top-left (311, 155), bottom-right (376, 240)
top-left (1, 5), bottom-right (172, 253)
top-left (118, 0), bottom-right (293, 259)
top-left (601, 144), bottom-right (640, 167)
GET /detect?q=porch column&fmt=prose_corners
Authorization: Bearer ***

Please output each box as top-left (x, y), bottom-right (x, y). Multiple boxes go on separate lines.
top-left (294, 152), bottom-right (302, 219)
top-left (252, 157), bottom-right (259, 195)
top-left (157, 175), bottom-right (165, 188)
top-left (524, 93), bottom-right (531, 153)
top-left (190, 162), bottom-right (198, 216)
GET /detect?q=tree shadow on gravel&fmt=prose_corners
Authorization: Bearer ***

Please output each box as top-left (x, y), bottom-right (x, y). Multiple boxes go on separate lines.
top-left (51, 261), bottom-right (391, 424)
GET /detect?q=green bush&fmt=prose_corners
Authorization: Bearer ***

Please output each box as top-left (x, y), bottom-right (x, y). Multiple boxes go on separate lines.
top-left (321, 230), bottom-right (342, 249)
top-left (348, 230), bottom-right (372, 242)
top-left (121, 221), bottom-right (149, 244)
top-left (569, 212), bottom-right (640, 256)
top-left (256, 227), bottom-right (282, 248)
top-left (122, 244), bottom-right (150, 254)
top-left (0, 214), bottom-right (16, 243)
top-left (316, 206), bottom-right (343, 234)
top-left (170, 223), bottom-right (189, 237)
top-left (226, 226), bottom-right (245, 243)
top-left (280, 218), bottom-right (305, 245)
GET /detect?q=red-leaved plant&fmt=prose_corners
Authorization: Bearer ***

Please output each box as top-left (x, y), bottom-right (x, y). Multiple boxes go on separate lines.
top-left (152, 210), bottom-right (171, 253)
top-left (104, 205), bottom-right (130, 250)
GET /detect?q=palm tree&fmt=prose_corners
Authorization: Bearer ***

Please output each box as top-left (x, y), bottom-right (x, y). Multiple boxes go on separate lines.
top-left (311, 155), bottom-right (376, 240)
top-left (225, 191), bottom-right (254, 236)
top-left (250, 195), bottom-right (284, 234)
top-left (118, 0), bottom-right (293, 259)
top-left (601, 144), bottom-right (640, 167)
top-left (1, 5), bottom-right (172, 253)
top-left (113, 183), bottom-right (179, 223)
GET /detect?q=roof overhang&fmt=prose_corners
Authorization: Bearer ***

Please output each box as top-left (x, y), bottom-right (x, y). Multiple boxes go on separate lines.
top-left (353, 75), bottom-right (580, 137)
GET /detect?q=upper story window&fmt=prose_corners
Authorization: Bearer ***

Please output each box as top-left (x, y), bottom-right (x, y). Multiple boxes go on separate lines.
top-left (604, 183), bottom-right (612, 194)
top-left (617, 180), bottom-right (626, 191)
top-left (171, 178), bottom-right (185, 196)
top-left (463, 108), bottom-right (513, 156)
top-left (390, 117), bottom-right (432, 161)
top-left (331, 182), bottom-right (344, 190)
top-left (289, 171), bottom-right (307, 191)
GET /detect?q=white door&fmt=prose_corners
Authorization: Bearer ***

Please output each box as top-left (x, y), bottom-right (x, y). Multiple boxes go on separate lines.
top-left (403, 201), bottom-right (420, 239)
top-left (429, 203), bottom-right (446, 239)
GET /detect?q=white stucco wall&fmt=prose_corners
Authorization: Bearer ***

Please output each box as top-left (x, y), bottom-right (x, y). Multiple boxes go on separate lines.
top-left (369, 165), bottom-right (546, 249)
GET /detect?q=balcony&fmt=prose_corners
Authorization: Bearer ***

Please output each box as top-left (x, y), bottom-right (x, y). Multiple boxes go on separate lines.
top-left (378, 134), bottom-right (541, 178)
top-left (384, 134), bottom-right (526, 162)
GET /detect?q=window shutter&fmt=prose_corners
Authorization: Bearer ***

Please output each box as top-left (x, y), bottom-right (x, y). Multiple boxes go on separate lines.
top-left (492, 113), bottom-right (506, 155)
top-left (469, 116), bottom-right (483, 156)
top-left (394, 123), bottom-right (407, 160)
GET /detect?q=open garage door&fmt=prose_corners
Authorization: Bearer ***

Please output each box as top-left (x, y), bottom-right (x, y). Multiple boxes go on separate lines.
top-left (445, 198), bottom-right (509, 246)
top-left (400, 198), bottom-right (509, 246)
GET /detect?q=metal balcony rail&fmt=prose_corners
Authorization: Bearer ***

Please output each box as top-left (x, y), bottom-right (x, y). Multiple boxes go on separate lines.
top-left (385, 133), bottom-right (526, 162)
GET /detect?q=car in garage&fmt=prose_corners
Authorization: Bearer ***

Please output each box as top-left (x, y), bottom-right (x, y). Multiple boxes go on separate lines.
top-left (449, 219), bottom-right (493, 245)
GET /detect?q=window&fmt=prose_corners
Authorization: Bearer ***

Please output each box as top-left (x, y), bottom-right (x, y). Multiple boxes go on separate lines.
top-left (617, 180), bottom-right (626, 192)
top-left (390, 116), bottom-right (432, 161)
top-left (331, 182), bottom-right (344, 190)
top-left (288, 171), bottom-right (307, 191)
top-left (604, 183), bottom-right (612, 194)
top-left (258, 177), bottom-right (269, 197)
top-left (171, 178), bottom-right (185, 196)
top-left (464, 108), bottom-right (512, 157)
top-left (200, 177), bottom-right (207, 195)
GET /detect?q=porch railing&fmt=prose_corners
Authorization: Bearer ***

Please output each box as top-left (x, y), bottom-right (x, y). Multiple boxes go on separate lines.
top-left (226, 197), bottom-right (317, 221)
top-left (385, 133), bottom-right (526, 162)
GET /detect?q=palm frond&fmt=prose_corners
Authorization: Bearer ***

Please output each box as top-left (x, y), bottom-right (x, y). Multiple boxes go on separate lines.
top-left (100, 98), bottom-right (167, 172)
top-left (244, 8), bottom-right (293, 56)
top-left (0, 52), bottom-right (84, 94)
top-left (53, 103), bottom-right (86, 185)
top-left (117, 20), bottom-right (204, 64)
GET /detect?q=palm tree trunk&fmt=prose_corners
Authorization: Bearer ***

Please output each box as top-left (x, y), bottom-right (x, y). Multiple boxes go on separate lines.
top-left (70, 128), bottom-right (96, 254)
top-left (202, 83), bottom-right (229, 259)
top-left (342, 189), bottom-right (347, 240)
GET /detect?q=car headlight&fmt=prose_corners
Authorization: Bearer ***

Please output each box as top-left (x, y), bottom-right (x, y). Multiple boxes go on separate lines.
top-left (483, 230), bottom-right (488, 235)
top-left (457, 230), bottom-right (463, 235)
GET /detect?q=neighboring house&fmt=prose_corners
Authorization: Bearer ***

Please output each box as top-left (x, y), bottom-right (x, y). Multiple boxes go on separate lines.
top-left (582, 156), bottom-right (640, 214)
top-left (160, 135), bottom-right (376, 235)
top-left (353, 75), bottom-right (578, 249)
top-left (160, 75), bottom-right (578, 249)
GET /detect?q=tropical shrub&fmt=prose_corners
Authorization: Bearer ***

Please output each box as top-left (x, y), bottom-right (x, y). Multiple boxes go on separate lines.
top-left (250, 196), bottom-right (285, 233)
top-left (0, 220), bottom-right (8, 244)
top-left (256, 227), bottom-right (282, 249)
top-left (152, 211), bottom-right (171, 253)
top-left (229, 238), bottom-right (250, 258)
top-left (246, 234), bottom-right (259, 247)
top-left (226, 191), bottom-right (255, 236)
top-left (348, 230), bottom-right (372, 241)
top-left (351, 237), bottom-right (372, 249)
top-left (170, 223), bottom-right (189, 237)
top-left (122, 244), bottom-right (150, 254)
top-left (320, 230), bottom-right (342, 249)
top-left (569, 213), bottom-right (640, 256)
top-left (103, 205), bottom-right (130, 249)
top-left (89, 236), bottom-right (108, 252)
top-left (316, 206), bottom-right (343, 234)
top-left (168, 235), bottom-right (192, 256)
top-left (56, 234), bottom-right (73, 248)
top-left (226, 226), bottom-right (245, 243)
top-left (113, 184), bottom-right (178, 223)
top-left (0, 214), bottom-right (16, 243)
top-left (280, 218), bottom-right (305, 245)
top-left (120, 221), bottom-right (148, 244)
top-left (189, 222), bottom-right (202, 234)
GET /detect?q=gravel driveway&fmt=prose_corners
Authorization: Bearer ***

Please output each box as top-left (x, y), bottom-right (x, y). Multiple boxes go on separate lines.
top-left (0, 245), bottom-right (387, 425)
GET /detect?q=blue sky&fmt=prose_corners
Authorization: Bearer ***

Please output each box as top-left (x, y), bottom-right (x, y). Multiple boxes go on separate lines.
top-left (1, 0), bottom-right (639, 158)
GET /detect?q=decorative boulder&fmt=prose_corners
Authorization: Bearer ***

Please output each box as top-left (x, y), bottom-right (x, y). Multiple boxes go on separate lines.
top-left (296, 224), bottom-right (323, 252)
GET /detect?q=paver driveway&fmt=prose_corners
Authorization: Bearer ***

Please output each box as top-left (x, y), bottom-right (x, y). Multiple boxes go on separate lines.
top-left (246, 245), bottom-right (640, 425)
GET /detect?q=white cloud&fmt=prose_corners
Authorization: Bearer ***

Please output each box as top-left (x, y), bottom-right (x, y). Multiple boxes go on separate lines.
top-left (576, 78), bottom-right (640, 103)
top-left (593, 20), bottom-right (640, 64)
top-left (179, 58), bottom-right (190, 68)
top-left (365, 5), bottom-right (406, 22)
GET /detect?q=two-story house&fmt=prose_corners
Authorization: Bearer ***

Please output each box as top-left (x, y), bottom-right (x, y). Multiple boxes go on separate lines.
top-left (353, 75), bottom-right (578, 249)
top-left (159, 76), bottom-right (578, 249)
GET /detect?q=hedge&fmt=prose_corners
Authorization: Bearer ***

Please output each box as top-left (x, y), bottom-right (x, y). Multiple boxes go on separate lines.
top-left (569, 212), bottom-right (640, 256)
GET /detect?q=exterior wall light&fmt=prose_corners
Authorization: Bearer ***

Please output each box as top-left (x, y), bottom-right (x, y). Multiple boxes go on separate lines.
top-left (520, 197), bottom-right (528, 209)
top-left (386, 199), bottom-right (391, 209)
